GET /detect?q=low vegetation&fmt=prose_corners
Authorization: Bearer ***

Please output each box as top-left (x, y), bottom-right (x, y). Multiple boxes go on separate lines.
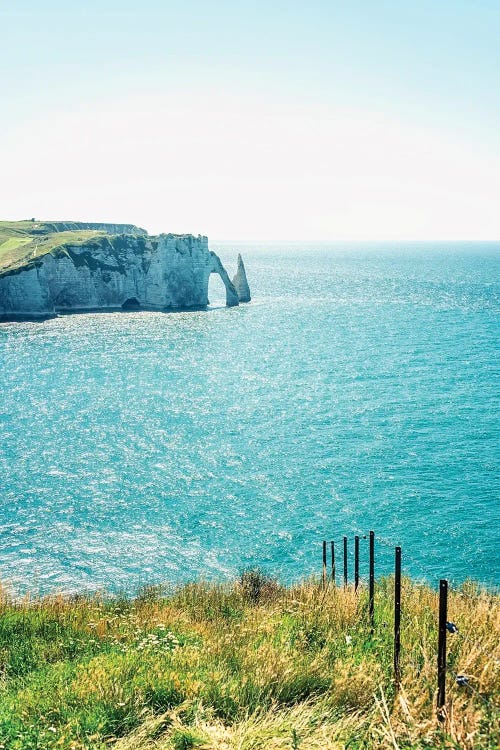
top-left (0, 221), bottom-right (146, 275)
top-left (0, 221), bottom-right (108, 274)
top-left (0, 574), bottom-right (497, 749)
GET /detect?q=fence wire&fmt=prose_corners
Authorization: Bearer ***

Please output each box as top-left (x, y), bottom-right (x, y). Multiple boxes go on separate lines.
top-left (446, 666), bottom-right (497, 708)
top-left (446, 622), bottom-right (500, 667)
top-left (317, 529), bottom-right (499, 717)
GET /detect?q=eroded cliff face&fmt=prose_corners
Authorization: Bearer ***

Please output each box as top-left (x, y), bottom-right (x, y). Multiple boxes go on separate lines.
top-left (232, 254), bottom-right (251, 302)
top-left (0, 233), bottom-right (244, 319)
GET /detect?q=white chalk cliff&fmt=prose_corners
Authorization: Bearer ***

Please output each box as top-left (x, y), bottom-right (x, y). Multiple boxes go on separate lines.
top-left (0, 232), bottom-right (250, 319)
top-left (232, 254), bottom-right (251, 303)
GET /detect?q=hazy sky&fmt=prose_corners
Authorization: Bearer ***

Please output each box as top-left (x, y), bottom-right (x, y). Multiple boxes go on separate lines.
top-left (1, 0), bottom-right (499, 240)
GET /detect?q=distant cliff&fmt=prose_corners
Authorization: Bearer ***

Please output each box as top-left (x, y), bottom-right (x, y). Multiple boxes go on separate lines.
top-left (25, 222), bottom-right (148, 237)
top-left (0, 222), bottom-right (250, 320)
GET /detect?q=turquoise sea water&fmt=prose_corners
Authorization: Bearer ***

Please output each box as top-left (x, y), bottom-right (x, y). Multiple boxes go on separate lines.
top-left (0, 243), bottom-right (499, 595)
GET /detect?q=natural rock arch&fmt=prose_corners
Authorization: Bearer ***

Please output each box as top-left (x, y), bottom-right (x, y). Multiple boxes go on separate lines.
top-left (207, 252), bottom-right (239, 307)
top-left (207, 271), bottom-right (227, 305)
top-left (0, 230), bottom-right (250, 319)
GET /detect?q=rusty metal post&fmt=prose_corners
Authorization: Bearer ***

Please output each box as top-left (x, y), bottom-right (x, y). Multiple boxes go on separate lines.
top-left (394, 546), bottom-right (402, 687)
top-left (322, 540), bottom-right (327, 587)
top-left (343, 536), bottom-right (348, 587)
top-left (354, 535), bottom-right (359, 591)
top-left (437, 579), bottom-right (448, 719)
top-left (369, 530), bottom-right (375, 630)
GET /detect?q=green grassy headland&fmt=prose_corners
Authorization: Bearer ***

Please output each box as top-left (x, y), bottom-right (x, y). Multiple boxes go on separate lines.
top-left (0, 574), bottom-right (497, 749)
top-left (0, 221), bottom-right (146, 276)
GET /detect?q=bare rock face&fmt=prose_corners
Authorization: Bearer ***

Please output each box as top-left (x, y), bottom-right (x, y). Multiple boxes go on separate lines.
top-left (0, 233), bottom-right (241, 319)
top-left (232, 254), bottom-right (251, 302)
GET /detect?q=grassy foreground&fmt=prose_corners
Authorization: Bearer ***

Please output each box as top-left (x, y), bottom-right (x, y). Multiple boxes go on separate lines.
top-left (0, 575), bottom-right (498, 750)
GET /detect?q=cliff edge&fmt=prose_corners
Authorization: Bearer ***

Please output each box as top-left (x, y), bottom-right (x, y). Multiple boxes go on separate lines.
top-left (0, 221), bottom-right (250, 320)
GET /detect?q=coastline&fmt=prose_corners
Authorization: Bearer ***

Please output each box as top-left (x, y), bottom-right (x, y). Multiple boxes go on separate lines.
top-left (0, 304), bottom-right (231, 323)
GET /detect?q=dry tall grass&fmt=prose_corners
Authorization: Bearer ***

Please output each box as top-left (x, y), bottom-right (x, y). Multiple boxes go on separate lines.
top-left (0, 576), bottom-right (498, 749)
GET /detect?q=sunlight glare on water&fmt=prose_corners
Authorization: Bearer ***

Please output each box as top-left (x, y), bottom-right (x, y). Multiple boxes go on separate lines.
top-left (0, 242), bottom-right (499, 595)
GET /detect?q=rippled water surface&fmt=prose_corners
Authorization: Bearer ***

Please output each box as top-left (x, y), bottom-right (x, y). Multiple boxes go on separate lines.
top-left (1, 243), bottom-right (499, 594)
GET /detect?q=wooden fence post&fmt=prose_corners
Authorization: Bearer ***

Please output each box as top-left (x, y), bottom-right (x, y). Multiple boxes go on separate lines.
top-left (394, 546), bottom-right (402, 687)
top-left (437, 579), bottom-right (448, 719)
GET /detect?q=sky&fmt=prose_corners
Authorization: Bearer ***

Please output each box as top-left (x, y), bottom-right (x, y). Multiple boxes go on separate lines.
top-left (1, 0), bottom-right (499, 240)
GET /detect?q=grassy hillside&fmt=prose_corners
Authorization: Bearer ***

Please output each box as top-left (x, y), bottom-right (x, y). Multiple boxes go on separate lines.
top-left (0, 575), bottom-right (497, 749)
top-left (0, 221), bottom-right (146, 275)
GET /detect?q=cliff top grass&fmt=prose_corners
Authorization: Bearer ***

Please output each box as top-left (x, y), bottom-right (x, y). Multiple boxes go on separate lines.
top-left (0, 574), bottom-right (498, 750)
top-left (0, 221), bottom-right (146, 276)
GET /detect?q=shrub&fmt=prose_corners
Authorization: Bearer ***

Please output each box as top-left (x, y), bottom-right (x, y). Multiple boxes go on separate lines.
top-left (239, 568), bottom-right (281, 604)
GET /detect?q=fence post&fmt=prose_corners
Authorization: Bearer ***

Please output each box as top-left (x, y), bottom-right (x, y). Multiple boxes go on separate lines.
top-left (354, 535), bottom-right (359, 591)
top-left (369, 530), bottom-right (375, 630)
top-left (331, 540), bottom-right (335, 584)
top-left (394, 546), bottom-right (401, 687)
top-left (437, 579), bottom-right (448, 719)
top-left (322, 540), bottom-right (327, 587)
top-left (343, 536), bottom-right (348, 587)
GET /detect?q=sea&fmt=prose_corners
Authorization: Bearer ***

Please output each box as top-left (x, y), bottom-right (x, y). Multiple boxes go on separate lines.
top-left (0, 242), bottom-right (498, 596)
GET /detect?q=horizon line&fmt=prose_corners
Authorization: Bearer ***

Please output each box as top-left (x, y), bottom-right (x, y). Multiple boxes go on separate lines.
top-left (211, 238), bottom-right (500, 244)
